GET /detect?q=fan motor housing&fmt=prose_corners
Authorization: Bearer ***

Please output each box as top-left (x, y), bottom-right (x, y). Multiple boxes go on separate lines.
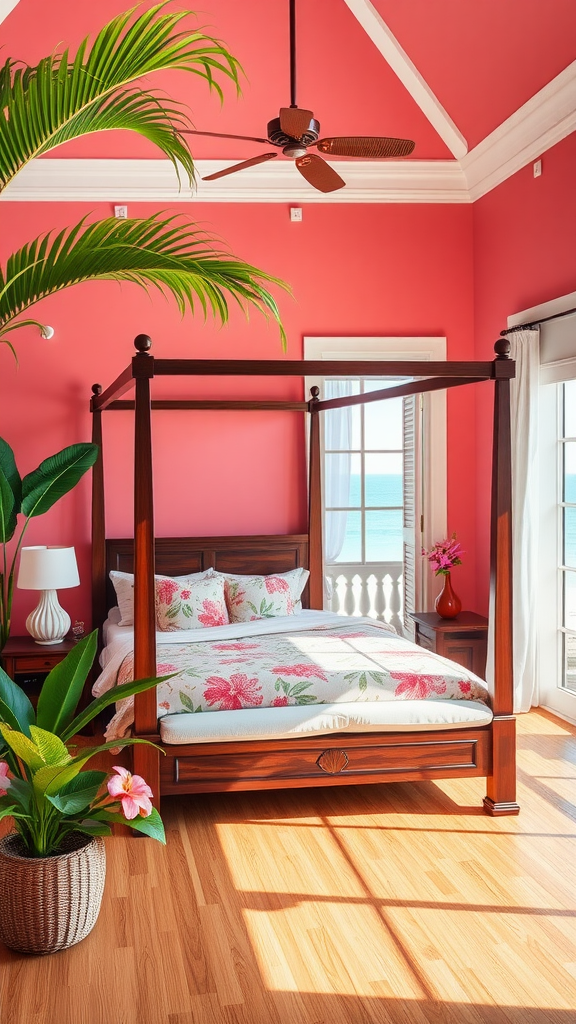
top-left (267, 116), bottom-right (320, 148)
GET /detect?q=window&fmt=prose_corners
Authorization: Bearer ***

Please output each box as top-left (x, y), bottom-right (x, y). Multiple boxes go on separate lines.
top-left (304, 336), bottom-right (447, 634)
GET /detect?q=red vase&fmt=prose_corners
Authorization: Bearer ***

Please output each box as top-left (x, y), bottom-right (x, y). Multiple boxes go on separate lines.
top-left (434, 571), bottom-right (462, 619)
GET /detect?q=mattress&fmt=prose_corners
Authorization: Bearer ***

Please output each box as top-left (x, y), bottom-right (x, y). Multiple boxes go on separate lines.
top-left (94, 610), bottom-right (491, 743)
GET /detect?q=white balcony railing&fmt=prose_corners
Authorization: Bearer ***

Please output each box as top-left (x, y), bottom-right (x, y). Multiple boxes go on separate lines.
top-left (324, 561), bottom-right (404, 634)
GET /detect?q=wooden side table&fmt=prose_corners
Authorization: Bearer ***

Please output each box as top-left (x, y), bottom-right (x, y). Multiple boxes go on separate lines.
top-left (409, 611), bottom-right (488, 678)
top-left (1, 636), bottom-right (76, 701)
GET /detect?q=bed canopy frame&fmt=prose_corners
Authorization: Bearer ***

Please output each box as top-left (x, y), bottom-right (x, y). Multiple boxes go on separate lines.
top-left (91, 336), bottom-right (518, 815)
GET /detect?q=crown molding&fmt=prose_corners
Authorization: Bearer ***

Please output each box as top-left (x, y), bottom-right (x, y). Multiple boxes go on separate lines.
top-left (1, 158), bottom-right (470, 204)
top-left (342, 0), bottom-right (468, 159)
top-left (461, 60), bottom-right (576, 201)
top-left (0, 0), bottom-right (20, 22)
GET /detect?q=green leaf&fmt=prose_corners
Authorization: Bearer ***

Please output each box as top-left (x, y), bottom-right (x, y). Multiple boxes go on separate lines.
top-left (0, 666), bottom-right (35, 736)
top-left (21, 443), bottom-right (98, 518)
top-left (74, 820), bottom-right (113, 838)
top-left (179, 691), bottom-right (195, 713)
top-left (0, 723), bottom-right (44, 770)
top-left (46, 770), bottom-right (107, 814)
top-left (95, 806), bottom-right (165, 844)
top-left (295, 695), bottom-right (318, 705)
top-left (33, 761), bottom-right (82, 797)
top-left (0, 437), bottom-right (21, 540)
top-left (28, 726), bottom-right (70, 766)
top-left (36, 631), bottom-right (97, 735)
top-left (358, 673), bottom-right (368, 693)
top-left (2, 775), bottom-right (31, 812)
top-left (290, 680), bottom-right (312, 696)
top-left (60, 673), bottom-right (177, 742)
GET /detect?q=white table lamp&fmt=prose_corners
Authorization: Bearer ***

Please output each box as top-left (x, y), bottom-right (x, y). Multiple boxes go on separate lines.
top-left (17, 546), bottom-right (80, 645)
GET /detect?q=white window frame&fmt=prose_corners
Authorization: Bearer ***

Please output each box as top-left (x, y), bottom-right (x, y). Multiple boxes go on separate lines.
top-left (304, 336), bottom-right (447, 610)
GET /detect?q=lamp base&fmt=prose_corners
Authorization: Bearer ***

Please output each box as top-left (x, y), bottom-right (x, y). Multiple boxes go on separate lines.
top-left (26, 590), bottom-right (71, 646)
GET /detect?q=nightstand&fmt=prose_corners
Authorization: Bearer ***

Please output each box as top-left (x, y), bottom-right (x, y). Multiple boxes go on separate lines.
top-left (1, 636), bottom-right (76, 701)
top-left (409, 611), bottom-right (488, 678)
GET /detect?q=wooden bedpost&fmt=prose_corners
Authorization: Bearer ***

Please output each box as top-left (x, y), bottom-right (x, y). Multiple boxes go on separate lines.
top-left (90, 385), bottom-right (106, 634)
top-left (484, 338), bottom-right (519, 816)
top-left (308, 386), bottom-right (323, 609)
top-left (132, 335), bottom-right (161, 803)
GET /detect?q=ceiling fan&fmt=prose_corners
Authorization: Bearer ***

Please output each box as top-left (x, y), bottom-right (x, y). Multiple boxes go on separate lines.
top-left (182, 0), bottom-right (415, 193)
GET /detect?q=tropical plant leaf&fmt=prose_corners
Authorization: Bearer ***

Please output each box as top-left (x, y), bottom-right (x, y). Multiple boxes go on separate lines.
top-left (46, 770), bottom-right (107, 815)
top-left (95, 806), bottom-right (166, 844)
top-left (74, 820), bottom-right (113, 838)
top-left (0, 215), bottom-right (287, 348)
top-left (33, 761), bottom-right (83, 797)
top-left (21, 443), bottom-right (98, 518)
top-left (0, 666), bottom-right (35, 736)
top-left (60, 673), bottom-right (177, 742)
top-left (2, 775), bottom-right (32, 813)
top-left (36, 631), bottom-right (98, 736)
top-left (0, 3), bottom-right (241, 191)
top-left (28, 726), bottom-right (71, 767)
top-left (0, 438), bottom-right (21, 541)
top-left (0, 723), bottom-right (44, 771)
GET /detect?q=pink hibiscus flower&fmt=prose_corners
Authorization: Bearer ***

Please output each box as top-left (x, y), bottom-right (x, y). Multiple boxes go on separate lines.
top-left (198, 599), bottom-right (228, 628)
top-left (0, 762), bottom-right (11, 797)
top-left (156, 578), bottom-right (180, 606)
top-left (265, 576), bottom-right (290, 594)
top-left (107, 766), bottom-right (153, 819)
top-left (204, 673), bottom-right (263, 710)
top-left (271, 663), bottom-right (328, 681)
top-left (157, 662), bottom-right (179, 674)
top-left (459, 681), bottom-right (471, 694)
top-left (272, 695), bottom-right (289, 706)
top-left (180, 589), bottom-right (191, 600)
top-left (159, 700), bottom-right (171, 710)
top-left (390, 671), bottom-right (447, 700)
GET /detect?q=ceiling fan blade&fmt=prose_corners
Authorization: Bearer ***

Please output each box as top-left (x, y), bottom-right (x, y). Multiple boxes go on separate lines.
top-left (280, 106), bottom-right (314, 140)
top-left (295, 153), bottom-right (345, 193)
top-left (316, 136), bottom-right (415, 159)
top-left (183, 129), bottom-right (270, 145)
top-left (202, 152), bottom-right (278, 182)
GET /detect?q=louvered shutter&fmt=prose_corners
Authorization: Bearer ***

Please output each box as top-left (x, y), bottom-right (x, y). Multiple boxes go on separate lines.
top-left (402, 395), bottom-right (422, 638)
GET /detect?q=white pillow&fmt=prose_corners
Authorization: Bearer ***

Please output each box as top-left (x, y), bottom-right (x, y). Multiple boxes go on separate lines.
top-left (109, 569), bottom-right (214, 626)
top-left (215, 568), bottom-right (309, 619)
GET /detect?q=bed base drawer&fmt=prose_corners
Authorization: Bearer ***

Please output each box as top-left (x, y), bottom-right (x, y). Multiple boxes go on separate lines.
top-left (159, 728), bottom-right (492, 794)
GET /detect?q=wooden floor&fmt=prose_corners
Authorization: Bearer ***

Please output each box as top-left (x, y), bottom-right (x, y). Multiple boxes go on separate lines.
top-left (1, 708), bottom-right (576, 1023)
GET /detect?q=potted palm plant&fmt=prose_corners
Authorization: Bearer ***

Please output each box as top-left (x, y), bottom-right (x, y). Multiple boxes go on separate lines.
top-left (0, 630), bottom-right (167, 954)
top-left (0, 3), bottom-right (286, 355)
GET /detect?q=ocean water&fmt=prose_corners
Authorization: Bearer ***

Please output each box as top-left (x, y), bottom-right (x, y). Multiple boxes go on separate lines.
top-left (330, 474), bottom-right (576, 566)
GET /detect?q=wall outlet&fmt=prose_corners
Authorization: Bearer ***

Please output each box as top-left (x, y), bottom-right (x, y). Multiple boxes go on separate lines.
top-left (533, 160), bottom-right (542, 178)
top-left (290, 207), bottom-right (303, 222)
top-left (114, 205), bottom-right (128, 219)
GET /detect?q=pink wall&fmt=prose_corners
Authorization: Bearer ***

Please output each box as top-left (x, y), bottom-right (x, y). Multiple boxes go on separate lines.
top-left (473, 132), bottom-right (576, 609)
top-left (0, 200), bottom-right (475, 632)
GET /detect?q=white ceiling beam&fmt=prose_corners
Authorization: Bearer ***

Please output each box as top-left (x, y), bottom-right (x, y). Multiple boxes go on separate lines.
top-left (342, 0), bottom-right (468, 159)
top-left (0, 0), bottom-right (20, 23)
top-left (0, 157), bottom-right (470, 204)
top-left (461, 60), bottom-right (576, 201)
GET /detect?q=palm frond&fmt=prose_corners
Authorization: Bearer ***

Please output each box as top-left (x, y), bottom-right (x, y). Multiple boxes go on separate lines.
top-left (0, 3), bottom-right (242, 189)
top-left (0, 215), bottom-right (288, 348)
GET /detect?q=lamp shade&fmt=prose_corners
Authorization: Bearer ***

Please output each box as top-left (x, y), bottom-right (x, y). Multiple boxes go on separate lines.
top-left (17, 546), bottom-right (80, 591)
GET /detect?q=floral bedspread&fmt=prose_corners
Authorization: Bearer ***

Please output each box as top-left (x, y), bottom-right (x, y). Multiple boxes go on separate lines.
top-left (100, 617), bottom-right (489, 739)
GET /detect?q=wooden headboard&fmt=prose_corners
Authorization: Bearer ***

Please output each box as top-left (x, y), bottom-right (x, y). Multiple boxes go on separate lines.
top-left (104, 533), bottom-right (310, 620)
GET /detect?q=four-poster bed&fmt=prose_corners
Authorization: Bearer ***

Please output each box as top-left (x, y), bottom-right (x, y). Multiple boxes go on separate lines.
top-left (90, 336), bottom-right (518, 816)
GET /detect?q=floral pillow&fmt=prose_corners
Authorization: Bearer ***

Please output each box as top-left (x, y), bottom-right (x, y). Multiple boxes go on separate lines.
top-left (155, 575), bottom-right (229, 632)
top-left (110, 569), bottom-right (214, 626)
top-left (224, 574), bottom-right (299, 622)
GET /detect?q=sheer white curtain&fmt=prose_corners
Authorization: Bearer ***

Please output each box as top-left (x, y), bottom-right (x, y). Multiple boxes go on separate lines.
top-left (324, 380), bottom-right (355, 564)
top-left (509, 328), bottom-right (541, 711)
top-left (488, 329), bottom-right (540, 710)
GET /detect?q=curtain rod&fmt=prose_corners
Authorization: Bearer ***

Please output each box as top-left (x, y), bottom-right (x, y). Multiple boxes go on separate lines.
top-left (500, 305), bottom-right (576, 336)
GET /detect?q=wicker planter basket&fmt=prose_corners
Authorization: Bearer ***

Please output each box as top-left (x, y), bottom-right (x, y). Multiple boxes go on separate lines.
top-left (0, 832), bottom-right (106, 955)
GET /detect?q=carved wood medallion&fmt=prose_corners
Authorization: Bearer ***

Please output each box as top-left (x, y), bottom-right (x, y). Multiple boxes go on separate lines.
top-left (317, 749), bottom-right (349, 774)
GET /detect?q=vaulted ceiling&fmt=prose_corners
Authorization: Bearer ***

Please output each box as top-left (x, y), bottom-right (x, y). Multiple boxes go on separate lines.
top-left (2, 0), bottom-right (575, 202)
